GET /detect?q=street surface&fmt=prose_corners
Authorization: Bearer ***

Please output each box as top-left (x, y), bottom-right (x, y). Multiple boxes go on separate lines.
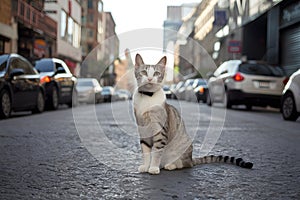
top-left (0, 100), bottom-right (299, 199)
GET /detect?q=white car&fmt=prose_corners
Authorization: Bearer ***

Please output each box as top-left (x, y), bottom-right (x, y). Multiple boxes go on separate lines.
top-left (76, 78), bottom-right (103, 104)
top-left (281, 69), bottom-right (300, 121)
top-left (207, 60), bottom-right (287, 110)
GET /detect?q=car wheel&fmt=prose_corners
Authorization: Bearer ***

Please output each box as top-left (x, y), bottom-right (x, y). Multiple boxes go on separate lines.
top-left (32, 90), bottom-right (45, 114)
top-left (281, 92), bottom-right (298, 121)
top-left (206, 92), bottom-right (212, 106)
top-left (49, 87), bottom-right (59, 110)
top-left (0, 89), bottom-right (11, 119)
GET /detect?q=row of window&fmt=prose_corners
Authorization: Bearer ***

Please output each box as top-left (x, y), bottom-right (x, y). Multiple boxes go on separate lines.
top-left (60, 10), bottom-right (81, 48)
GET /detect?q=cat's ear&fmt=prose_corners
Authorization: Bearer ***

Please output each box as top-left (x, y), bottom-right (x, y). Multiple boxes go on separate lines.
top-left (135, 54), bottom-right (144, 68)
top-left (157, 56), bottom-right (167, 67)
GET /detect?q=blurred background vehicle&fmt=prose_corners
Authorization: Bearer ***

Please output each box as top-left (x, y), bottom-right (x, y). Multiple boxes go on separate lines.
top-left (172, 81), bottom-right (184, 100)
top-left (281, 69), bottom-right (300, 121)
top-left (207, 60), bottom-right (287, 110)
top-left (35, 58), bottom-right (78, 110)
top-left (169, 84), bottom-right (177, 99)
top-left (76, 78), bottom-right (103, 104)
top-left (163, 85), bottom-right (172, 99)
top-left (192, 79), bottom-right (208, 103)
top-left (101, 86), bottom-right (115, 102)
top-left (177, 79), bottom-right (194, 100)
top-left (0, 54), bottom-right (45, 118)
top-left (184, 78), bottom-right (208, 102)
top-left (113, 89), bottom-right (131, 101)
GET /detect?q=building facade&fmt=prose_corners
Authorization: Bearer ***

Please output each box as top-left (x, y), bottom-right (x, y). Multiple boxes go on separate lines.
top-left (2, 0), bottom-right (57, 63)
top-left (80, 0), bottom-right (103, 59)
top-left (99, 12), bottom-right (119, 86)
top-left (163, 6), bottom-right (183, 51)
top-left (44, 0), bottom-right (81, 75)
top-left (174, 0), bottom-right (300, 78)
top-left (0, 0), bottom-right (18, 54)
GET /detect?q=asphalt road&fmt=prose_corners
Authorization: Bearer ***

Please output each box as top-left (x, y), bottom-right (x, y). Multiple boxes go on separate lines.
top-left (0, 100), bottom-right (299, 199)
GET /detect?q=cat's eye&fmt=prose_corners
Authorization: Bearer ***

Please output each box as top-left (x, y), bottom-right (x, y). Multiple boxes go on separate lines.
top-left (154, 71), bottom-right (161, 77)
top-left (140, 70), bottom-right (147, 76)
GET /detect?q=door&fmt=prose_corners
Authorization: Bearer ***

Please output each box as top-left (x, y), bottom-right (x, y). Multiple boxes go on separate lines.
top-left (9, 56), bottom-right (40, 109)
top-left (281, 24), bottom-right (300, 76)
top-left (54, 61), bottom-right (74, 103)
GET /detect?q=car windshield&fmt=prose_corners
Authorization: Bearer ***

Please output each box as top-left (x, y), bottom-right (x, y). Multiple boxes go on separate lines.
top-left (77, 80), bottom-right (94, 87)
top-left (239, 63), bottom-right (285, 77)
top-left (163, 85), bottom-right (170, 91)
top-left (35, 60), bottom-right (54, 72)
top-left (103, 87), bottom-right (112, 92)
top-left (0, 55), bottom-right (8, 73)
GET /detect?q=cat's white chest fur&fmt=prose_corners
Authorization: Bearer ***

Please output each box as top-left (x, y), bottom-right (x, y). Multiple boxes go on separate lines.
top-left (133, 88), bottom-right (166, 116)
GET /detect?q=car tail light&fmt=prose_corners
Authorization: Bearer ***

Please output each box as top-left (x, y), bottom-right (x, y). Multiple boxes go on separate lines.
top-left (283, 77), bottom-right (289, 85)
top-left (232, 73), bottom-right (244, 82)
top-left (199, 86), bottom-right (205, 94)
top-left (40, 76), bottom-right (51, 84)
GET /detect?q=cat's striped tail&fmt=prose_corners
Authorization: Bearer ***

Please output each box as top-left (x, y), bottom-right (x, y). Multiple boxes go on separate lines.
top-left (192, 155), bottom-right (253, 169)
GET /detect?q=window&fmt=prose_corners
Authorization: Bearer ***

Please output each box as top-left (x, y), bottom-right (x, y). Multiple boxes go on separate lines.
top-left (87, 44), bottom-right (93, 52)
top-left (88, 14), bottom-right (94, 23)
top-left (88, 29), bottom-right (94, 37)
top-left (0, 55), bottom-right (8, 73)
top-left (88, 0), bottom-right (93, 9)
top-left (73, 22), bottom-right (81, 48)
top-left (67, 17), bottom-right (74, 44)
top-left (98, 1), bottom-right (103, 12)
top-left (60, 10), bottom-right (67, 38)
top-left (10, 57), bottom-right (34, 75)
top-left (35, 60), bottom-right (54, 72)
top-left (239, 64), bottom-right (285, 77)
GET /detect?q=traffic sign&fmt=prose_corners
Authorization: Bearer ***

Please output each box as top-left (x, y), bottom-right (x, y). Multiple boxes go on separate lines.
top-left (228, 40), bottom-right (242, 53)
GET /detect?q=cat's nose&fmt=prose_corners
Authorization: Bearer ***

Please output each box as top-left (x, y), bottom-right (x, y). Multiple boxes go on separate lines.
top-left (148, 78), bottom-right (153, 81)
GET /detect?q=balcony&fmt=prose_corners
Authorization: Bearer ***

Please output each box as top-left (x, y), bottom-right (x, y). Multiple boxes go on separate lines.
top-left (12, 0), bottom-right (57, 39)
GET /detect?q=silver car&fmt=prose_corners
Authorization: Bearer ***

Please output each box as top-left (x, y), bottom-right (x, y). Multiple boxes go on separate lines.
top-left (76, 78), bottom-right (103, 104)
top-left (207, 60), bottom-right (286, 110)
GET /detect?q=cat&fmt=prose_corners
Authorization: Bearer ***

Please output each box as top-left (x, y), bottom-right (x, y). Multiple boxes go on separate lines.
top-left (132, 53), bottom-right (253, 175)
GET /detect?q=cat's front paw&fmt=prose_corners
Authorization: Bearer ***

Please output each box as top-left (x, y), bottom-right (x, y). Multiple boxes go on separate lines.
top-left (138, 165), bottom-right (149, 173)
top-left (148, 166), bottom-right (160, 175)
top-left (164, 163), bottom-right (177, 171)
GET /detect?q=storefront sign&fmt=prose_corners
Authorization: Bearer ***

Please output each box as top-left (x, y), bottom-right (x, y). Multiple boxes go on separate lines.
top-left (228, 40), bottom-right (242, 53)
top-left (34, 39), bottom-right (46, 58)
top-left (282, 1), bottom-right (300, 24)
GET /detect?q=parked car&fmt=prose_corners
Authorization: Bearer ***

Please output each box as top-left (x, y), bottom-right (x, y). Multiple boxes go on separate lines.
top-left (281, 69), bottom-right (300, 121)
top-left (35, 58), bottom-right (78, 110)
top-left (169, 83), bottom-right (177, 99)
top-left (185, 78), bottom-right (208, 103)
top-left (101, 86), bottom-right (115, 102)
top-left (177, 79), bottom-right (195, 100)
top-left (76, 78), bottom-right (103, 104)
top-left (0, 54), bottom-right (45, 118)
top-left (163, 85), bottom-right (172, 99)
top-left (207, 60), bottom-right (286, 110)
top-left (171, 81), bottom-right (184, 99)
top-left (113, 89), bottom-right (131, 101)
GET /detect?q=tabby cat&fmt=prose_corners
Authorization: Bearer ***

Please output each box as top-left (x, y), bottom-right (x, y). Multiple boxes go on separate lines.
top-left (132, 54), bottom-right (253, 175)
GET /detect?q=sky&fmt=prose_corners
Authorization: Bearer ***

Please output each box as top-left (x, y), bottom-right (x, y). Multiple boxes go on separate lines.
top-left (103, 0), bottom-right (200, 36)
top-left (102, 0), bottom-right (201, 81)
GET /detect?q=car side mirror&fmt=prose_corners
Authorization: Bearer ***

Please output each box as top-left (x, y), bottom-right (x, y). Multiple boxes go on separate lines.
top-left (10, 68), bottom-right (24, 78)
top-left (55, 67), bottom-right (66, 74)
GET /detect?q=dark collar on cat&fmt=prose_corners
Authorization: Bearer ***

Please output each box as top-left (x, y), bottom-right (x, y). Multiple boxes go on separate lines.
top-left (139, 91), bottom-right (154, 97)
